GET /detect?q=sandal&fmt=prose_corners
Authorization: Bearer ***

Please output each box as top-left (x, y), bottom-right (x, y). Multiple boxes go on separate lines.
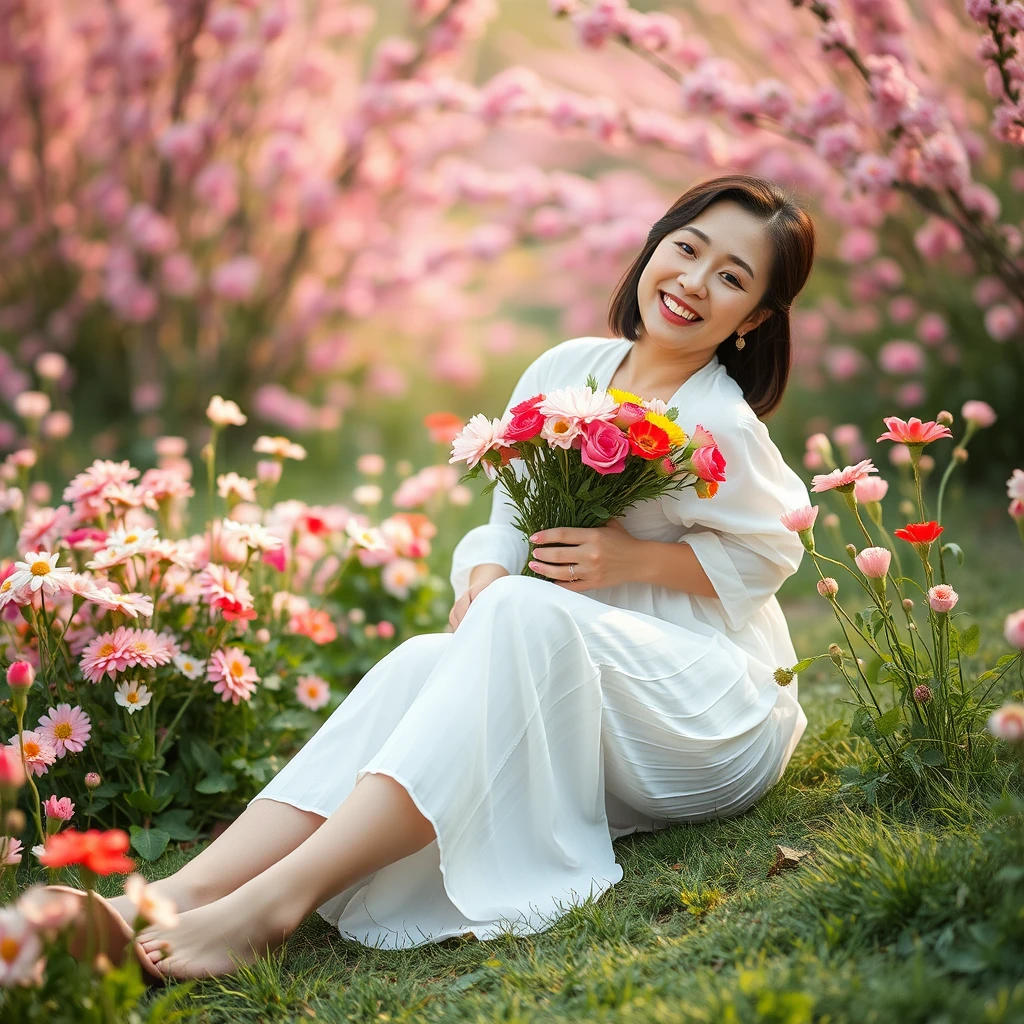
top-left (45, 884), bottom-right (166, 986)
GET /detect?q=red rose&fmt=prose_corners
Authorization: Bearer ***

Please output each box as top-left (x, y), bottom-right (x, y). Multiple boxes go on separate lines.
top-left (503, 407), bottom-right (545, 441)
top-left (893, 521), bottom-right (943, 545)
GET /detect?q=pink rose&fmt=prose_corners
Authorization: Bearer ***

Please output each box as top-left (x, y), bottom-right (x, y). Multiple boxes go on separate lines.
top-left (690, 445), bottom-right (727, 483)
top-left (580, 420), bottom-right (630, 476)
top-left (612, 402), bottom-right (647, 430)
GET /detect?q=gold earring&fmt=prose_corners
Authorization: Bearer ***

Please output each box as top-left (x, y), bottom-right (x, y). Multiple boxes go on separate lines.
top-left (735, 333), bottom-right (746, 351)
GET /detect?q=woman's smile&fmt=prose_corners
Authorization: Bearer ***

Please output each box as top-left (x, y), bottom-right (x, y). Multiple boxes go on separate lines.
top-left (658, 290), bottom-right (704, 326)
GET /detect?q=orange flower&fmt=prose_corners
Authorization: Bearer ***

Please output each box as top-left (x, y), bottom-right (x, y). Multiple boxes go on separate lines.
top-left (423, 411), bottom-right (465, 445)
top-left (288, 608), bottom-right (338, 645)
top-left (39, 829), bottom-right (134, 876)
top-left (626, 420), bottom-right (671, 460)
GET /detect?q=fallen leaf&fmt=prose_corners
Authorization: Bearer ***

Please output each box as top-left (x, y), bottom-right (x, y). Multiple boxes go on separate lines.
top-left (767, 844), bottom-right (812, 877)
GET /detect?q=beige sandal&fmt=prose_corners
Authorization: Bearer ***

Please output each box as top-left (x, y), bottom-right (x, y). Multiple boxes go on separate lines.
top-left (45, 884), bottom-right (166, 986)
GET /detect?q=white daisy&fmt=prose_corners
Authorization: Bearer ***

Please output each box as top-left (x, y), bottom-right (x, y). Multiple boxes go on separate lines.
top-left (537, 386), bottom-right (618, 424)
top-left (7, 551), bottom-right (75, 597)
top-left (221, 520), bottom-right (284, 552)
top-left (173, 652), bottom-right (207, 680)
top-left (114, 680), bottom-right (152, 713)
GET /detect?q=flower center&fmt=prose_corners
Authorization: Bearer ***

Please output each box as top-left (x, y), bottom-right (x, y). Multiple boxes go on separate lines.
top-left (30, 561), bottom-right (51, 576)
top-left (126, 692), bottom-right (140, 704)
top-left (24, 740), bottom-right (40, 758)
top-left (54, 723), bottom-right (73, 740)
top-left (0, 581), bottom-right (10, 592)
top-left (229, 660), bottom-right (244, 677)
top-left (125, 533), bottom-right (139, 544)
top-left (0, 936), bottom-right (20, 962)
top-left (99, 643), bottom-right (116, 657)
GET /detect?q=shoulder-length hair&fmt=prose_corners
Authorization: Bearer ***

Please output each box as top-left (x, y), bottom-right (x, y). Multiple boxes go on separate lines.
top-left (607, 174), bottom-right (816, 418)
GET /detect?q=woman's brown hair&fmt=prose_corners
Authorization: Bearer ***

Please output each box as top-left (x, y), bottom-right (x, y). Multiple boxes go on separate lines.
top-left (607, 174), bottom-right (816, 418)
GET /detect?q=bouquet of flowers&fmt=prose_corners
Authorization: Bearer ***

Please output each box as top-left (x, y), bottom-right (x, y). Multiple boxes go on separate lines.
top-left (449, 376), bottom-right (725, 577)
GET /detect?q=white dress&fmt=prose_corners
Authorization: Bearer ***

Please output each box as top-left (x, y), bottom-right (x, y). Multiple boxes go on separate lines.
top-left (251, 335), bottom-right (810, 950)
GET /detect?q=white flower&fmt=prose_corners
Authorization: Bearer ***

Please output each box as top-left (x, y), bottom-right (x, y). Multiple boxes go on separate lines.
top-left (0, 487), bottom-right (23, 514)
top-left (253, 435), bottom-right (307, 460)
top-left (221, 519), bottom-right (284, 552)
top-left (537, 386), bottom-right (618, 424)
top-left (207, 396), bottom-right (247, 427)
top-left (1008, 469), bottom-right (1024, 502)
top-left (124, 873), bottom-right (179, 929)
top-left (344, 520), bottom-right (390, 553)
top-left (448, 412), bottom-right (511, 469)
top-left (353, 484), bottom-right (383, 506)
top-left (103, 526), bottom-right (160, 556)
top-left (114, 681), bottom-right (152, 713)
top-left (540, 415), bottom-right (583, 450)
top-left (7, 551), bottom-right (75, 596)
top-left (173, 652), bottom-right (207, 680)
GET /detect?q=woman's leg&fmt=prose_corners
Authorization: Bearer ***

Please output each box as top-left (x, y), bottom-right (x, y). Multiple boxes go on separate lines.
top-left (138, 771), bottom-right (436, 979)
top-left (108, 799), bottom-right (324, 921)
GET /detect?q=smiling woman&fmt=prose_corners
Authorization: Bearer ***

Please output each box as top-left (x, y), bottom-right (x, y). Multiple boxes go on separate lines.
top-left (609, 175), bottom-right (816, 417)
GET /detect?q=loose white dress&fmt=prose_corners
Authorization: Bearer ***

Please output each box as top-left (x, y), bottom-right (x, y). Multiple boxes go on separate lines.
top-left (251, 335), bottom-right (811, 950)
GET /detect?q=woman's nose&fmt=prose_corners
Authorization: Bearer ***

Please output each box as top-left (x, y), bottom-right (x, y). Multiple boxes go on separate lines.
top-left (677, 269), bottom-right (707, 298)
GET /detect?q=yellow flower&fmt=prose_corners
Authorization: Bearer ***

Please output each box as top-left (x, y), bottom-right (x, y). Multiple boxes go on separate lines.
top-left (644, 412), bottom-right (688, 447)
top-left (608, 387), bottom-right (646, 407)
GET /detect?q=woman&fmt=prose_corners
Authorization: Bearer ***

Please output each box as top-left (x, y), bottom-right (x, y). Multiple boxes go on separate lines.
top-left (121, 172), bottom-right (816, 979)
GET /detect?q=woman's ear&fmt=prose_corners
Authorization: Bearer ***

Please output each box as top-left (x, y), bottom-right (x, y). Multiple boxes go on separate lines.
top-left (740, 309), bottom-right (773, 335)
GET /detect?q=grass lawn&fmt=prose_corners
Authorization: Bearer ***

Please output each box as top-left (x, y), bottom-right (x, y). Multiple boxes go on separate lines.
top-left (104, 494), bottom-right (1024, 1022)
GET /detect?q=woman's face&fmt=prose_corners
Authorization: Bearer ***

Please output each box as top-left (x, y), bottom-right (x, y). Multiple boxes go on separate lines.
top-left (635, 200), bottom-right (774, 357)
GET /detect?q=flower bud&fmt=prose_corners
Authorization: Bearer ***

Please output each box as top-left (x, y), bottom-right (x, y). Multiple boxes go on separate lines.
top-left (255, 628), bottom-right (271, 644)
top-left (823, 513), bottom-right (840, 530)
top-left (936, 410), bottom-right (953, 426)
top-left (845, 543), bottom-right (857, 559)
top-left (200, 441), bottom-right (214, 465)
top-left (256, 459), bottom-right (282, 485)
top-left (6, 661), bottom-right (35, 689)
top-left (4, 809), bottom-right (26, 834)
top-left (952, 447), bottom-right (968, 463)
top-left (816, 577), bottom-right (838, 598)
top-left (913, 684), bottom-right (933, 704)
top-left (902, 598), bottom-right (914, 611)
top-left (84, 772), bottom-right (101, 789)
top-left (828, 643), bottom-right (844, 667)
top-left (773, 667), bottom-right (794, 687)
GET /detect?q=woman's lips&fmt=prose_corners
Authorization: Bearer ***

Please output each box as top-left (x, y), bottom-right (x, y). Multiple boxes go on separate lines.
top-left (658, 290), bottom-right (703, 326)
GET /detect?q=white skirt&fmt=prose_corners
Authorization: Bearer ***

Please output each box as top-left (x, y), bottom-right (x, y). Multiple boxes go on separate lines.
top-left (250, 574), bottom-right (805, 949)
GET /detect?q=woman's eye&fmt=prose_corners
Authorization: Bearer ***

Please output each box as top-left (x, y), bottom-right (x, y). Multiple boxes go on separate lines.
top-left (675, 241), bottom-right (742, 288)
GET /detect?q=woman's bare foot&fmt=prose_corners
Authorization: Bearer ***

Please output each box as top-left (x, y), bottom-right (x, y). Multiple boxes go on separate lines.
top-left (107, 876), bottom-right (216, 929)
top-left (136, 879), bottom-right (301, 980)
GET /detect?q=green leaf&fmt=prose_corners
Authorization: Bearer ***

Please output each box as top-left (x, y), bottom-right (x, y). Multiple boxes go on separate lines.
top-left (154, 809), bottom-right (200, 842)
top-left (268, 709), bottom-right (320, 732)
top-left (875, 707), bottom-right (903, 737)
top-left (919, 747), bottom-right (946, 766)
top-left (900, 745), bottom-right (925, 780)
top-left (189, 738), bottom-right (221, 776)
top-left (941, 542), bottom-right (965, 567)
top-left (791, 658), bottom-right (816, 674)
top-left (195, 772), bottom-right (236, 795)
top-left (961, 623), bottom-right (980, 656)
top-left (129, 826), bottom-right (170, 862)
top-left (125, 789), bottom-right (162, 814)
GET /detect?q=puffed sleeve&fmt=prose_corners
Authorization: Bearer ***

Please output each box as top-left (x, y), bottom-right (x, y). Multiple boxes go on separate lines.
top-left (449, 353), bottom-right (548, 602)
top-left (661, 410), bottom-right (810, 632)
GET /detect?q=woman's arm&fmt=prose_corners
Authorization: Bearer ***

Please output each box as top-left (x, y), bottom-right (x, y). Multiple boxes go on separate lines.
top-left (633, 539), bottom-right (719, 598)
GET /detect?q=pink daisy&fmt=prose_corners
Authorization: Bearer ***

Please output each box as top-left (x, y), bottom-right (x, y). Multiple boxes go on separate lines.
top-left (6, 730), bottom-right (57, 776)
top-left (208, 647), bottom-right (260, 704)
top-left (876, 416), bottom-right (952, 446)
top-left (62, 459), bottom-right (140, 504)
top-left (810, 459), bottom-right (878, 493)
top-left (17, 506), bottom-right (78, 554)
top-left (295, 674), bottom-right (331, 711)
top-left (37, 704), bottom-right (92, 757)
top-left (79, 626), bottom-right (135, 684)
top-left (121, 628), bottom-right (176, 669)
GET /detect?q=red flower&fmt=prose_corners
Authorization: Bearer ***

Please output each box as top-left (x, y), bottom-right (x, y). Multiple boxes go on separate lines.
top-left (627, 420), bottom-right (671, 460)
top-left (893, 521), bottom-right (944, 545)
top-left (503, 395), bottom-right (547, 442)
top-left (690, 444), bottom-right (727, 483)
top-left (39, 829), bottom-right (134, 876)
top-left (214, 597), bottom-right (258, 622)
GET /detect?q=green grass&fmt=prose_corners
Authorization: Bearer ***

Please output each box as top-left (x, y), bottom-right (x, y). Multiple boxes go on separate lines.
top-left (97, 498), bottom-right (1024, 1022)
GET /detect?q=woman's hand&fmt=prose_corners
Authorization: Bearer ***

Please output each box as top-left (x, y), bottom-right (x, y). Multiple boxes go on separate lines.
top-left (448, 564), bottom-right (509, 632)
top-left (527, 519), bottom-right (643, 592)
